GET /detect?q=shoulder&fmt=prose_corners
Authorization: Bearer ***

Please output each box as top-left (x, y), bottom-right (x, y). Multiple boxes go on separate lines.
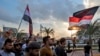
top-left (40, 47), bottom-right (46, 51)
top-left (0, 51), bottom-right (15, 56)
top-left (10, 52), bottom-right (15, 56)
top-left (55, 46), bottom-right (62, 51)
top-left (0, 50), bottom-right (4, 53)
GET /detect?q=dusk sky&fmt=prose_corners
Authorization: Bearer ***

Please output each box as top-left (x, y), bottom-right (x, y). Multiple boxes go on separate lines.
top-left (0, 0), bottom-right (100, 38)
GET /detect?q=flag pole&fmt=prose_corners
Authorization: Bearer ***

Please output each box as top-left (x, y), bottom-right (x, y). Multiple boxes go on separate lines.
top-left (40, 24), bottom-right (42, 38)
top-left (15, 19), bottom-right (23, 38)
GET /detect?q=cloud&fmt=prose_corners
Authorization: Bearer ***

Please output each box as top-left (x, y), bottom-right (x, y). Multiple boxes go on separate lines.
top-left (0, 0), bottom-right (85, 24)
top-left (0, 0), bottom-right (86, 37)
top-left (17, 0), bottom-right (85, 22)
top-left (16, 0), bottom-right (86, 38)
top-left (88, 0), bottom-right (100, 7)
top-left (0, 8), bottom-right (16, 23)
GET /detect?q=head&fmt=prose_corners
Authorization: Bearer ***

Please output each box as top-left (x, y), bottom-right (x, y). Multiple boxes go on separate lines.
top-left (56, 40), bottom-right (60, 45)
top-left (59, 38), bottom-right (66, 47)
top-left (25, 40), bottom-right (30, 45)
top-left (14, 43), bottom-right (22, 51)
top-left (3, 39), bottom-right (13, 53)
top-left (25, 42), bottom-right (40, 56)
top-left (3, 31), bottom-right (11, 38)
top-left (43, 36), bottom-right (52, 45)
top-left (50, 38), bottom-right (55, 45)
top-left (86, 41), bottom-right (90, 45)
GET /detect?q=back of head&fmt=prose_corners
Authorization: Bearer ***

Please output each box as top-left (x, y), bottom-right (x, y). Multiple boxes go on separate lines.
top-left (25, 41), bottom-right (40, 52)
top-left (59, 38), bottom-right (66, 44)
top-left (26, 40), bottom-right (29, 44)
top-left (4, 38), bottom-right (13, 46)
top-left (3, 31), bottom-right (11, 37)
top-left (43, 36), bottom-right (50, 44)
top-left (14, 43), bottom-right (22, 48)
top-left (87, 41), bottom-right (90, 45)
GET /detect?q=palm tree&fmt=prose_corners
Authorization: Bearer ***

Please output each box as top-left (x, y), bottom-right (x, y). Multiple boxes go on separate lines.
top-left (84, 19), bottom-right (100, 43)
top-left (77, 19), bottom-right (100, 56)
top-left (77, 19), bottom-right (100, 40)
top-left (85, 19), bottom-right (100, 56)
top-left (42, 27), bottom-right (54, 37)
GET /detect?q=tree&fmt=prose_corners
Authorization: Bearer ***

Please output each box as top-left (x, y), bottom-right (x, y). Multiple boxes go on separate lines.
top-left (84, 19), bottom-right (100, 44)
top-left (76, 19), bottom-right (100, 56)
top-left (42, 27), bottom-right (54, 37)
top-left (77, 19), bottom-right (100, 40)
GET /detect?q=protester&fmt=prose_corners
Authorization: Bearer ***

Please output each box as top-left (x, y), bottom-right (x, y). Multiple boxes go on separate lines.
top-left (0, 31), bottom-right (11, 49)
top-left (22, 40), bottom-right (30, 51)
top-left (25, 41), bottom-right (40, 56)
top-left (72, 37), bottom-right (76, 50)
top-left (50, 38), bottom-right (56, 56)
top-left (56, 40), bottom-right (60, 47)
top-left (84, 41), bottom-right (91, 56)
top-left (40, 36), bottom-right (54, 56)
top-left (55, 38), bottom-right (67, 56)
top-left (68, 41), bottom-right (71, 51)
top-left (13, 43), bottom-right (24, 56)
top-left (0, 38), bottom-right (15, 56)
top-left (98, 38), bottom-right (100, 52)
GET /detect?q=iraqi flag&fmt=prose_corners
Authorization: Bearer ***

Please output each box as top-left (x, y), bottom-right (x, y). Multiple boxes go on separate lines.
top-left (73, 6), bottom-right (99, 27)
top-left (68, 17), bottom-right (81, 30)
top-left (23, 5), bottom-right (33, 38)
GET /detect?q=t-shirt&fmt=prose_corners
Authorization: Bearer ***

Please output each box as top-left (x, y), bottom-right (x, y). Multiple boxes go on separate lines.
top-left (84, 45), bottom-right (91, 54)
top-left (55, 46), bottom-right (67, 56)
top-left (40, 46), bottom-right (53, 56)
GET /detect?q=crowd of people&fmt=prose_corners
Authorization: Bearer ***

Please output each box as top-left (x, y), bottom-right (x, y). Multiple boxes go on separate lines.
top-left (0, 31), bottom-right (68, 56)
top-left (0, 30), bottom-right (100, 56)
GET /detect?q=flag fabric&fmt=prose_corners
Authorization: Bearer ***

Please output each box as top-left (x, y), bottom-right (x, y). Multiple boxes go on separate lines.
top-left (23, 5), bottom-right (33, 38)
top-left (68, 17), bottom-right (81, 30)
top-left (69, 17), bottom-right (80, 26)
top-left (73, 6), bottom-right (99, 26)
top-left (68, 6), bottom-right (99, 30)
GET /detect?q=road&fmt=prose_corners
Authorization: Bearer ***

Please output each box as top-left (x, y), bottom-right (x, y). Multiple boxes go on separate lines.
top-left (67, 50), bottom-right (100, 56)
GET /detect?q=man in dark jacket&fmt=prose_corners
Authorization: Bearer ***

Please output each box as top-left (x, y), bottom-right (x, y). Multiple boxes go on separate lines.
top-left (98, 38), bottom-right (100, 52)
top-left (55, 38), bottom-right (67, 56)
top-left (84, 42), bottom-right (91, 56)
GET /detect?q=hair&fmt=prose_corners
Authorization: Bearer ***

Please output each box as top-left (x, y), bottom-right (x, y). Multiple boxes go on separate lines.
top-left (59, 38), bottom-right (66, 44)
top-left (56, 40), bottom-right (60, 45)
top-left (4, 38), bottom-right (13, 46)
top-left (87, 41), bottom-right (90, 44)
top-left (25, 42), bottom-right (40, 52)
top-left (43, 36), bottom-right (50, 44)
top-left (26, 40), bottom-right (29, 44)
top-left (14, 43), bottom-right (22, 48)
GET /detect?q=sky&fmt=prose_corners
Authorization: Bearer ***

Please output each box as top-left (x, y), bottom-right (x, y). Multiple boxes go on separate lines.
top-left (0, 0), bottom-right (100, 39)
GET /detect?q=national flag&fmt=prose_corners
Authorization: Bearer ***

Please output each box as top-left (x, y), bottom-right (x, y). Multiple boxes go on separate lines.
top-left (69, 17), bottom-right (80, 26)
top-left (23, 5), bottom-right (33, 38)
top-left (68, 17), bottom-right (81, 30)
top-left (73, 6), bottom-right (99, 26)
